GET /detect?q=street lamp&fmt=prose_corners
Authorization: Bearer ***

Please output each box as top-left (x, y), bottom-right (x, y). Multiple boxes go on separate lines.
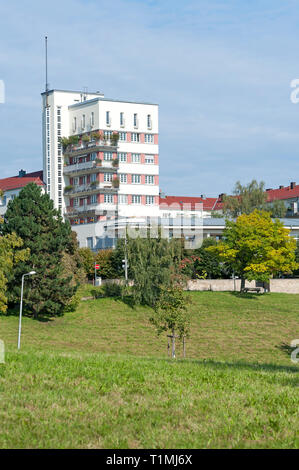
top-left (17, 271), bottom-right (36, 350)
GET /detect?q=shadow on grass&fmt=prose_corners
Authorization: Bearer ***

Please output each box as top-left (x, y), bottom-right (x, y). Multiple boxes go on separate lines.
top-left (134, 355), bottom-right (298, 376)
top-left (228, 291), bottom-right (266, 300)
top-left (276, 342), bottom-right (296, 357)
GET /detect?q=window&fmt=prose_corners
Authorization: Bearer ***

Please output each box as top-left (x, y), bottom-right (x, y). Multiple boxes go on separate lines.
top-left (104, 194), bottom-right (114, 203)
top-left (73, 198), bottom-right (79, 207)
top-left (118, 194), bottom-right (128, 204)
top-left (82, 175), bottom-right (87, 185)
top-left (104, 130), bottom-right (112, 139)
top-left (145, 134), bottom-right (154, 143)
top-left (74, 177), bottom-right (79, 186)
top-left (90, 173), bottom-right (97, 182)
top-left (132, 153), bottom-right (140, 163)
top-left (132, 174), bottom-right (141, 184)
top-left (120, 112), bottom-right (124, 127)
top-left (104, 172), bottom-right (113, 182)
top-left (87, 237), bottom-right (93, 249)
top-left (90, 152), bottom-right (97, 161)
top-left (118, 152), bottom-right (127, 162)
top-left (147, 114), bottom-right (152, 129)
top-left (106, 111), bottom-right (111, 126)
top-left (119, 132), bottom-right (127, 142)
top-left (82, 114), bottom-right (86, 130)
top-left (91, 112), bottom-right (95, 127)
top-left (132, 195), bottom-right (141, 204)
top-left (131, 133), bottom-right (140, 142)
top-left (145, 175), bottom-right (154, 184)
top-left (146, 196), bottom-right (154, 205)
top-left (90, 194), bottom-right (97, 204)
top-left (145, 155), bottom-right (154, 164)
top-left (133, 113), bottom-right (138, 128)
top-left (104, 152), bottom-right (113, 161)
top-left (120, 174), bottom-right (127, 183)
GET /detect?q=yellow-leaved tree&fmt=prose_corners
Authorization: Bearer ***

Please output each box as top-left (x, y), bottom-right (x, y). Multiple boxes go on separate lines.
top-left (208, 210), bottom-right (298, 291)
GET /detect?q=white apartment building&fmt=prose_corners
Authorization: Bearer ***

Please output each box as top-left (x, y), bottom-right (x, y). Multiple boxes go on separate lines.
top-left (42, 89), bottom-right (159, 248)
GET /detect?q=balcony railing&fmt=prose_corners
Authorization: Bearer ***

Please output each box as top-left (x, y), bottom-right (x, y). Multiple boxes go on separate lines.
top-left (63, 159), bottom-right (119, 175)
top-left (64, 182), bottom-right (118, 196)
top-left (64, 139), bottom-right (118, 156)
top-left (65, 203), bottom-right (117, 217)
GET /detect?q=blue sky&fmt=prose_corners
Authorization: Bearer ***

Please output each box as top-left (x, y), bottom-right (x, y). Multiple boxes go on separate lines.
top-left (0, 0), bottom-right (299, 196)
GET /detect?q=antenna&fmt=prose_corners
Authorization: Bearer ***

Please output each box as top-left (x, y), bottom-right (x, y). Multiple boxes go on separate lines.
top-left (45, 36), bottom-right (49, 107)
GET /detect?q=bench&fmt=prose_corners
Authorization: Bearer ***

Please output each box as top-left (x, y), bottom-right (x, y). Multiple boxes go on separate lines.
top-left (242, 287), bottom-right (261, 294)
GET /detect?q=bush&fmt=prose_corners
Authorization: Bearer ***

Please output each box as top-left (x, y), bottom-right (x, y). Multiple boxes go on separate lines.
top-left (102, 282), bottom-right (123, 297)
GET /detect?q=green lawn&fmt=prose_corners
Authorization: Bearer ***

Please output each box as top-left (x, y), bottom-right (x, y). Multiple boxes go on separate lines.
top-left (0, 289), bottom-right (298, 448)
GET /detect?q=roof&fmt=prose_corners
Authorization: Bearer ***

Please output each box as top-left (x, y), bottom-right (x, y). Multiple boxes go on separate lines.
top-left (159, 196), bottom-right (223, 212)
top-left (266, 184), bottom-right (299, 202)
top-left (0, 171), bottom-right (44, 192)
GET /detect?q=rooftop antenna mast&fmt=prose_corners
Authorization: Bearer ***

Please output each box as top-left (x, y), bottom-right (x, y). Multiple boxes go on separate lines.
top-left (45, 36), bottom-right (49, 107)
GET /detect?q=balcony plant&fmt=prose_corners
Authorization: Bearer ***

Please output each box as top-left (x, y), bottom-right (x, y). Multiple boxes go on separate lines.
top-left (95, 158), bottom-right (102, 166)
top-left (82, 134), bottom-right (90, 143)
top-left (64, 185), bottom-right (73, 193)
top-left (110, 132), bottom-right (119, 146)
top-left (112, 177), bottom-right (119, 188)
top-left (90, 181), bottom-right (98, 188)
top-left (112, 158), bottom-right (119, 168)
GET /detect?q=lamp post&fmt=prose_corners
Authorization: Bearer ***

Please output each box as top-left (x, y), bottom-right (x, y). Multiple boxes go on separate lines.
top-left (17, 271), bottom-right (36, 350)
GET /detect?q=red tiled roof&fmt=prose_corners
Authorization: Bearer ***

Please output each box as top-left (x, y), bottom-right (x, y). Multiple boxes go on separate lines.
top-left (266, 184), bottom-right (299, 202)
top-left (0, 171), bottom-right (44, 192)
top-left (159, 196), bottom-right (223, 212)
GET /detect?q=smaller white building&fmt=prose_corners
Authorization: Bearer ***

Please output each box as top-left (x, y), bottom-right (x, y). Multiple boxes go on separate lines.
top-left (0, 170), bottom-right (45, 216)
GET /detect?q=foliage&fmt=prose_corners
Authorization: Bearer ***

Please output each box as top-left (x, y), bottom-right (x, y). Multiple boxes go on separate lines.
top-left (223, 180), bottom-right (267, 217)
top-left (150, 286), bottom-right (190, 339)
top-left (78, 247), bottom-right (95, 280)
top-left (112, 177), bottom-right (119, 188)
top-left (1, 183), bottom-right (76, 317)
top-left (102, 281), bottom-right (123, 297)
top-left (61, 232), bottom-right (86, 311)
top-left (208, 209), bottom-right (298, 289)
top-left (0, 233), bottom-right (29, 313)
top-left (267, 199), bottom-right (287, 218)
top-left (95, 249), bottom-right (118, 279)
top-left (127, 230), bottom-right (183, 307)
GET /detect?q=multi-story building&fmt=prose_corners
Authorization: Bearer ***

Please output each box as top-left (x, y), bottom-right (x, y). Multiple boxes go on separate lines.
top-left (41, 89), bottom-right (159, 249)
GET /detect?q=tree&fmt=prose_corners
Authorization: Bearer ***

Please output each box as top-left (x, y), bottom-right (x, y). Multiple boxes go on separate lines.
top-left (95, 249), bottom-right (118, 279)
top-left (208, 210), bottom-right (298, 290)
top-left (78, 247), bottom-right (95, 280)
top-left (150, 286), bottom-right (190, 358)
top-left (1, 183), bottom-right (76, 317)
top-left (127, 230), bottom-right (183, 307)
top-left (223, 180), bottom-right (267, 217)
top-left (267, 200), bottom-right (286, 218)
top-left (183, 238), bottom-right (231, 279)
top-left (0, 233), bottom-right (29, 313)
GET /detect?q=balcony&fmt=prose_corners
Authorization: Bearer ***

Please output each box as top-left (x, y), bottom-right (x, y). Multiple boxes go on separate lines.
top-left (64, 139), bottom-right (118, 157)
top-left (65, 203), bottom-right (117, 217)
top-left (64, 158), bottom-right (119, 176)
top-left (64, 182), bottom-right (118, 197)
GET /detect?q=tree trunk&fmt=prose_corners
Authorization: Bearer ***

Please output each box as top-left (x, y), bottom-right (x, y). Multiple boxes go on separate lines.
top-left (171, 328), bottom-right (176, 359)
top-left (240, 277), bottom-right (245, 291)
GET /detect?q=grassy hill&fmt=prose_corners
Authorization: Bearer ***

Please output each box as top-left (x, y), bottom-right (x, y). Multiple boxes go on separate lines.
top-left (0, 289), bottom-right (298, 448)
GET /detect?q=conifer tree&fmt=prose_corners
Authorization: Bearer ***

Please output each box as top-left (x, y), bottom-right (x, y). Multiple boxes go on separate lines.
top-left (1, 183), bottom-right (76, 317)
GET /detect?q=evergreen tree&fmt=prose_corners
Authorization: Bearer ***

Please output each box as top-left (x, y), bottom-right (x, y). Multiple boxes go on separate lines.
top-left (1, 183), bottom-right (76, 317)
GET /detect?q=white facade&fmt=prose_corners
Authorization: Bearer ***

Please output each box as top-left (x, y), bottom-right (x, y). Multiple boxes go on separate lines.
top-left (42, 90), bottom-right (160, 241)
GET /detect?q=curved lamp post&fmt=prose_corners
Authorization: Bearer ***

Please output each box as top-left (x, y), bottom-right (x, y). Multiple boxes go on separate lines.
top-left (17, 271), bottom-right (36, 350)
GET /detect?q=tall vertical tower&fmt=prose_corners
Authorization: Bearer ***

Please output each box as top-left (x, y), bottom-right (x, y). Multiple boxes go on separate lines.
top-left (41, 90), bottom-right (103, 212)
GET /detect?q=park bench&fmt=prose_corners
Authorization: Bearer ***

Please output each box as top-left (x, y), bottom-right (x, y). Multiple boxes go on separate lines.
top-left (241, 287), bottom-right (261, 294)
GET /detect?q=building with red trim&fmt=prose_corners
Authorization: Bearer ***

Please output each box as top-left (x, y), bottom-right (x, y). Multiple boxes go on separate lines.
top-left (0, 170), bottom-right (45, 216)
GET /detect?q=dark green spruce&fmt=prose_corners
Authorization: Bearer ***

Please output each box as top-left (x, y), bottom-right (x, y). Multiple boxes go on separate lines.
top-left (1, 183), bottom-right (76, 317)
